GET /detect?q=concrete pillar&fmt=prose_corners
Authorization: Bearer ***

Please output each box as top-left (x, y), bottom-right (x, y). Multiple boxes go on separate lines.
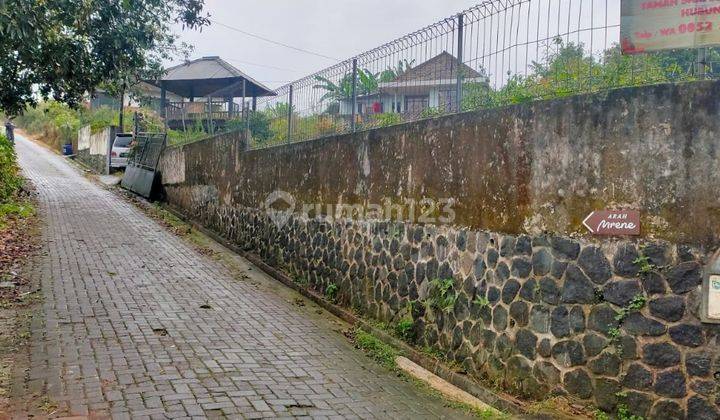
top-left (160, 82), bottom-right (167, 120)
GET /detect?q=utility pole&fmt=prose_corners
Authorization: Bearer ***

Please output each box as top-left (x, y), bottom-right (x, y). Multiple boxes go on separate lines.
top-left (118, 85), bottom-right (125, 133)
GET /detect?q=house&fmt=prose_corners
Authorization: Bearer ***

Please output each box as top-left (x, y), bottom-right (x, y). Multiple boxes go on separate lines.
top-left (338, 51), bottom-right (487, 118)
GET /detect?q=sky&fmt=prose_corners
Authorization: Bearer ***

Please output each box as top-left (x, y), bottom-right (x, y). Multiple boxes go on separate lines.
top-left (171, 0), bottom-right (485, 89)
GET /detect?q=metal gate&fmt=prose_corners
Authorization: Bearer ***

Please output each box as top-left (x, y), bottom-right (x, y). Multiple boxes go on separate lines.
top-left (121, 132), bottom-right (167, 198)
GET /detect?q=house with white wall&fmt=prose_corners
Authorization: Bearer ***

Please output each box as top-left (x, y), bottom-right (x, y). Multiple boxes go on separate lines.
top-left (338, 52), bottom-right (487, 118)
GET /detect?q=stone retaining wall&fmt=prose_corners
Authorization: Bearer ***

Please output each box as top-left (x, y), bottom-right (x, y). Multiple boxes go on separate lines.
top-left (158, 82), bottom-right (720, 419)
top-left (160, 197), bottom-right (717, 418)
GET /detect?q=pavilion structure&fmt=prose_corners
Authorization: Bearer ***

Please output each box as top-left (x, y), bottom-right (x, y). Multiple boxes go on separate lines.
top-left (146, 56), bottom-right (275, 131)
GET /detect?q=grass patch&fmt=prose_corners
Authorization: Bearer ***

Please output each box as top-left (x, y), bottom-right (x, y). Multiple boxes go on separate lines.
top-left (0, 201), bottom-right (34, 229)
top-left (394, 318), bottom-right (415, 342)
top-left (149, 203), bottom-right (191, 233)
top-left (352, 328), bottom-right (400, 370)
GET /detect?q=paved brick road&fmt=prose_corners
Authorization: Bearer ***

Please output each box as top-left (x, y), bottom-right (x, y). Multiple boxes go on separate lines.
top-left (12, 135), bottom-right (470, 419)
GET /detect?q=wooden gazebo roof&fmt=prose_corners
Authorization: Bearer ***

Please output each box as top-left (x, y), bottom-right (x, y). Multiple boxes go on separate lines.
top-left (148, 56), bottom-right (276, 98)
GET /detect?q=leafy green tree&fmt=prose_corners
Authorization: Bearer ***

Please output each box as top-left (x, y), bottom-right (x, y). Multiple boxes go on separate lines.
top-left (0, 0), bottom-right (208, 115)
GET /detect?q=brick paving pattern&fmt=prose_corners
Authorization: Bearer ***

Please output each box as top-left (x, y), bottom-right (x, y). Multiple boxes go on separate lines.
top-left (13, 135), bottom-right (470, 419)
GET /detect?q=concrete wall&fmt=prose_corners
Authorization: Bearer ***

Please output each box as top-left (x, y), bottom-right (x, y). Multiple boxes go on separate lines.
top-left (77, 125), bottom-right (113, 174)
top-left (158, 81), bottom-right (720, 418)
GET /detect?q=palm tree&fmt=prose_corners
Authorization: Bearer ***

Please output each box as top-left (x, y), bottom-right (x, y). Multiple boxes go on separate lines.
top-left (357, 69), bottom-right (379, 94)
top-left (313, 67), bottom-right (387, 102)
top-left (313, 74), bottom-right (354, 102)
top-left (379, 59), bottom-right (415, 82)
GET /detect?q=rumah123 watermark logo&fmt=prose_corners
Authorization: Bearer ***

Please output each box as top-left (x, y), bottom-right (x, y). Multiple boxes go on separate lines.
top-left (262, 190), bottom-right (455, 228)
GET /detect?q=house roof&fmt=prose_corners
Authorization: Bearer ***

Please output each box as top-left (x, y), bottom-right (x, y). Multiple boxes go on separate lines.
top-left (147, 56), bottom-right (276, 98)
top-left (378, 52), bottom-right (487, 95)
top-left (392, 51), bottom-right (483, 83)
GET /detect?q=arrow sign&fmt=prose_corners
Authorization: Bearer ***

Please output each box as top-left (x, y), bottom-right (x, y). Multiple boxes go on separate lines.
top-left (583, 210), bottom-right (640, 236)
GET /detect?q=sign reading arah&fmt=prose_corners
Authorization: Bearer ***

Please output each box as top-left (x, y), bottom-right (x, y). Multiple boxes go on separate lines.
top-left (621, 0), bottom-right (720, 54)
top-left (583, 210), bottom-right (640, 236)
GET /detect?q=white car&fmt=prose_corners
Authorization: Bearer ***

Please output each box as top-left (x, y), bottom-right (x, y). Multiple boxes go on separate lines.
top-left (110, 134), bottom-right (133, 169)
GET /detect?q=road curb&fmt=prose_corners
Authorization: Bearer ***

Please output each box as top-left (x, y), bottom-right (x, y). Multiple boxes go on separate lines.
top-left (153, 203), bottom-right (526, 416)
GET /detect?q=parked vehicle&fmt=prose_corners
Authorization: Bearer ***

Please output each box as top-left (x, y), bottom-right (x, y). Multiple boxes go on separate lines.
top-left (110, 133), bottom-right (133, 169)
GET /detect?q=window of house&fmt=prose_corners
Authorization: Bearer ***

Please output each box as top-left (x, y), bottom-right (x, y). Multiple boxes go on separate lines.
top-left (405, 95), bottom-right (429, 116)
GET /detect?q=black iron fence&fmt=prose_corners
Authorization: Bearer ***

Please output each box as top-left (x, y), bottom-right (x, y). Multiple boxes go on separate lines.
top-left (128, 132), bottom-right (167, 171)
top-left (242, 0), bottom-right (717, 149)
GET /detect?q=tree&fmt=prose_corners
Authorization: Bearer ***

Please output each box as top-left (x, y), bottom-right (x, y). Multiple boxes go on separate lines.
top-left (379, 59), bottom-right (415, 82)
top-left (313, 74), bottom-right (354, 102)
top-left (0, 0), bottom-right (208, 116)
top-left (313, 69), bottom-right (382, 105)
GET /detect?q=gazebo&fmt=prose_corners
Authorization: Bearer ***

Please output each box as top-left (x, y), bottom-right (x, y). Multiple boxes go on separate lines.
top-left (146, 56), bottom-right (276, 130)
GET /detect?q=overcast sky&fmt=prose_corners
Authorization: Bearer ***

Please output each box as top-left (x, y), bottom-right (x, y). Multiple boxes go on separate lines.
top-left (172, 0), bottom-right (483, 89)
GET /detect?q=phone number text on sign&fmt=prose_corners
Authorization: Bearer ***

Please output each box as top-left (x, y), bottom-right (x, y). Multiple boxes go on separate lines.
top-left (621, 0), bottom-right (720, 53)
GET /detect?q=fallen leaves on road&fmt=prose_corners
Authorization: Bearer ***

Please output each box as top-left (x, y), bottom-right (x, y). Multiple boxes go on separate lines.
top-left (0, 185), bottom-right (41, 417)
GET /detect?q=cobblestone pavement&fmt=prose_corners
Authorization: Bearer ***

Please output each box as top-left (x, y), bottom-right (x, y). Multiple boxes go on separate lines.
top-left (12, 134), bottom-right (471, 419)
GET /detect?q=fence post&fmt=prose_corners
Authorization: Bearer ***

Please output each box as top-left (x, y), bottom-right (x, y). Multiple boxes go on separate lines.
top-left (697, 47), bottom-right (707, 80)
top-left (351, 58), bottom-right (358, 132)
top-left (287, 85), bottom-right (293, 143)
top-left (243, 79), bottom-right (250, 142)
top-left (456, 13), bottom-right (464, 113)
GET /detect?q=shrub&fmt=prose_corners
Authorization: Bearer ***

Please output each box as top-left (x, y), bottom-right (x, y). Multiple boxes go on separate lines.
top-left (372, 113), bottom-right (403, 128)
top-left (0, 135), bottom-right (21, 203)
top-left (325, 283), bottom-right (338, 301)
top-left (394, 318), bottom-right (415, 342)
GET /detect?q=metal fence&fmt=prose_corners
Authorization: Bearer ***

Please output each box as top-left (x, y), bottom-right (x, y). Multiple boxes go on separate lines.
top-left (248, 0), bottom-right (717, 149)
top-left (128, 132), bottom-right (167, 171)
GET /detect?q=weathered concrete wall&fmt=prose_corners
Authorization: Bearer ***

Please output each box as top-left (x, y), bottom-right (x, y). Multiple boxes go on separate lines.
top-left (158, 82), bottom-right (720, 418)
top-left (162, 81), bottom-right (720, 247)
top-left (77, 125), bottom-right (113, 174)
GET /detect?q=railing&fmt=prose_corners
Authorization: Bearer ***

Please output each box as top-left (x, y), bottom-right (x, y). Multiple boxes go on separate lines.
top-left (247, 0), bottom-right (719, 150)
top-left (165, 101), bottom-right (242, 122)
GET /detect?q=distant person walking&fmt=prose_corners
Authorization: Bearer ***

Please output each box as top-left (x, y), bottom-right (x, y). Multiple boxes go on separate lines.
top-left (4, 120), bottom-right (14, 145)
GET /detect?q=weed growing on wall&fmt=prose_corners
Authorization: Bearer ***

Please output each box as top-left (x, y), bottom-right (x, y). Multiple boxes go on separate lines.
top-left (632, 253), bottom-right (654, 275)
top-left (325, 283), bottom-right (338, 302)
top-left (394, 318), bottom-right (415, 342)
top-left (614, 294), bottom-right (647, 323)
top-left (424, 278), bottom-right (457, 313)
top-left (473, 296), bottom-right (490, 308)
top-left (606, 294), bottom-right (648, 350)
